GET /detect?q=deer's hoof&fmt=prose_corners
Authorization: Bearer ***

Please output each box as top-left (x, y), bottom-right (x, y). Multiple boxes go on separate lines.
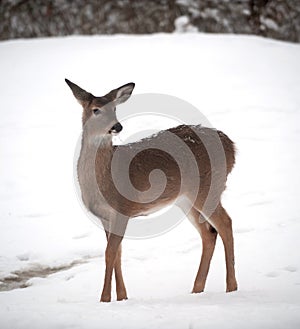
top-left (192, 285), bottom-right (204, 294)
top-left (117, 291), bottom-right (128, 301)
top-left (100, 295), bottom-right (111, 303)
top-left (226, 283), bottom-right (238, 293)
top-left (117, 295), bottom-right (128, 301)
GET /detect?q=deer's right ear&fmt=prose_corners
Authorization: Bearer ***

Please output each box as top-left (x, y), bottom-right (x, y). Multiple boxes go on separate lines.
top-left (65, 79), bottom-right (93, 107)
top-left (109, 82), bottom-right (135, 106)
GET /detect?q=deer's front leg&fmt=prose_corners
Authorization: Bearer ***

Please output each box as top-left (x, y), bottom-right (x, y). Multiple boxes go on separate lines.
top-left (101, 215), bottom-right (129, 302)
top-left (103, 229), bottom-right (127, 301)
top-left (100, 233), bottom-right (124, 302)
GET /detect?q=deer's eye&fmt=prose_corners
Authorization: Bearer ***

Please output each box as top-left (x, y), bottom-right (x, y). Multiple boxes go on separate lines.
top-left (93, 108), bottom-right (101, 115)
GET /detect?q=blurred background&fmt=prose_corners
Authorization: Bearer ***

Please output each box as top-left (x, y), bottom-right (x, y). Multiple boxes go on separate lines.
top-left (1, 0), bottom-right (300, 42)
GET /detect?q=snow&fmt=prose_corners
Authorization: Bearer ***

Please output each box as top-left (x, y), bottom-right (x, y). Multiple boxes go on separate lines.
top-left (1, 33), bottom-right (300, 328)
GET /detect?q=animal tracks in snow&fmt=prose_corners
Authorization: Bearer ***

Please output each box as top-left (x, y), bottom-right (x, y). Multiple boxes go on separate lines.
top-left (283, 266), bottom-right (298, 273)
top-left (265, 266), bottom-right (298, 278)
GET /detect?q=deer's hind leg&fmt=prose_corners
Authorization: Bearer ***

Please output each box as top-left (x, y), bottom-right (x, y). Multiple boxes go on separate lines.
top-left (187, 207), bottom-right (218, 293)
top-left (207, 204), bottom-right (238, 292)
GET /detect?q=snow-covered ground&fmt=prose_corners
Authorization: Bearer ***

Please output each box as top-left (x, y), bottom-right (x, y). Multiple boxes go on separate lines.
top-left (1, 33), bottom-right (300, 328)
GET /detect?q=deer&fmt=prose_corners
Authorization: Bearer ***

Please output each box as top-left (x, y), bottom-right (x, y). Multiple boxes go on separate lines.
top-left (65, 79), bottom-right (238, 302)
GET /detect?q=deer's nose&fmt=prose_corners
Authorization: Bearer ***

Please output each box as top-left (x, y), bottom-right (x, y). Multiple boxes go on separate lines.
top-left (110, 122), bottom-right (123, 133)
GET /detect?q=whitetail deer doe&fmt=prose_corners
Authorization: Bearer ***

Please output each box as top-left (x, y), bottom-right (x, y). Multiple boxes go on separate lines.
top-left (66, 79), bottom-right (238, 302)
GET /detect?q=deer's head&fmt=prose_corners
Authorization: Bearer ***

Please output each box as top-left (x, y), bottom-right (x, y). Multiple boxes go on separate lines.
top-left (65, 79), bottom-right (135, 139)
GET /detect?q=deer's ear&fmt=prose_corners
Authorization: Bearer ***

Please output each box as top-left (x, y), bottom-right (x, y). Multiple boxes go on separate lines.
top-left (109, 82), bottom-right (135, 106)
top-left (65, 79), bottom-right (93, 107)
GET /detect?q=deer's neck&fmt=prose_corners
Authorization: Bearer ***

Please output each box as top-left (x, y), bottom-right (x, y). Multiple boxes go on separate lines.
top-left (79, 131), bottom-right (114, 175)
top-left (81, 131), bottom-right (113, 155)
top-left (77, 131), bottom-right (114, 211)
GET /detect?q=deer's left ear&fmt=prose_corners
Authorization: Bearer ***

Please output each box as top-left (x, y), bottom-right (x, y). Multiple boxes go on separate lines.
top-left (65, 79), bottom-right (94, 107)
top-left (110, 82), bottom-right (135, 106)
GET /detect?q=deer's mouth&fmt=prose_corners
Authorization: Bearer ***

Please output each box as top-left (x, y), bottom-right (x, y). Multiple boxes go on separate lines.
top-left (109, 122), bottom-right (123, 134)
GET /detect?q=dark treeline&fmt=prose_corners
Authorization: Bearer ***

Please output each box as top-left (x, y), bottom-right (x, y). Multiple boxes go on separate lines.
top-left (1, 0), bottom-right (300, 42)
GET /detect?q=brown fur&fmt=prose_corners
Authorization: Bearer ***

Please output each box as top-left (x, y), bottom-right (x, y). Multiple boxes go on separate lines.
top-left (94, 125), bottom-right (235, 219)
